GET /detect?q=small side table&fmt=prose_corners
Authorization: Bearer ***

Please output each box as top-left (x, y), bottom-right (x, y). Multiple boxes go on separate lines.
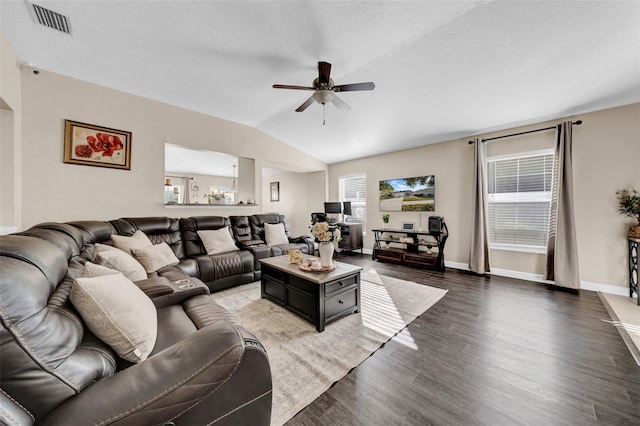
top-left (629, 237), bottom-right (639, 305)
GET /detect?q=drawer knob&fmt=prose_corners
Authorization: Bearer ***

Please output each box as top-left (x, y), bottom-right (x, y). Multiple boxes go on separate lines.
top-left (338, 300), bottom-right (344, 304)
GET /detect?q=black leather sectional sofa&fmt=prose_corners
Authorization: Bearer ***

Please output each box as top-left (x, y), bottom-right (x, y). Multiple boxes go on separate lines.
top-left (0, 213), bottom-right (313, 425)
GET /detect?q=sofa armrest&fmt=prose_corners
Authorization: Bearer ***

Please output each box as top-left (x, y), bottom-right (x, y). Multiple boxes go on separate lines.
top-left (237, 239), bottom-right (266, 248)
top-left (40, 321), bottom-right (270, 426)
top-left (0, 389), bottom-right (35, 426)
top-left (240, 245), bottom-right (271, 271)
top-left (288, 235), bottom-right (308, 243)
top-left (134, 276), bottom-right (175, 298)
top-left (289, 235), bottom-right (315, 253)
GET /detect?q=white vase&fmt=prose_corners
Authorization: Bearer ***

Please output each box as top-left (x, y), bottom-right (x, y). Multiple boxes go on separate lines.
top-left (318, 242), bottom-right (334, 268)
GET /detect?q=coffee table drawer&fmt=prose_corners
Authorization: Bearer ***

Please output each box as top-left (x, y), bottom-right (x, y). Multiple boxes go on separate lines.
top-left (288, 275), bottom-right (315, 295)
top-left (263, 276), bottom-right (285, 303)
top-left (325, 275), bottom-right (358, 295)
top-left (288, 288), bottom-right (316, 321)
top-left (325, 288), bottom-right (357, 319)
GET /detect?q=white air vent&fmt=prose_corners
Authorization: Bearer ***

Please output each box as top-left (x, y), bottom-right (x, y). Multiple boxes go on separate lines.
top-left (29, 3), bottom-right (71, 34)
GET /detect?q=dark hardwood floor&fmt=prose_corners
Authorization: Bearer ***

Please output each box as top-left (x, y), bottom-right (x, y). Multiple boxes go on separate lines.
top-left (286, 255), bottom-right (640, 426)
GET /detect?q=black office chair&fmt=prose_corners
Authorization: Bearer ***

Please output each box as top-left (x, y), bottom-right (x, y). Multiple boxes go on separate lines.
top-left (311, 212), bottom-right (327, 224)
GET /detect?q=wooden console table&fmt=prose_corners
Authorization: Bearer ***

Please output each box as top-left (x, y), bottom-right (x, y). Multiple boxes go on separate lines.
top-left (372, 226), bottom-right (448, 272)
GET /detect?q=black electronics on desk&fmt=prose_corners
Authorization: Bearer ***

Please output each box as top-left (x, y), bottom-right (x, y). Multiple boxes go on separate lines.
top-left (324, 202), bottom-right (342, 214)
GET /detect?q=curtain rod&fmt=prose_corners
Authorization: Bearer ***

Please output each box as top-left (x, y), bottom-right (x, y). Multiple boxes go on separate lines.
top-left (467, 120), bottom-right (582, 145)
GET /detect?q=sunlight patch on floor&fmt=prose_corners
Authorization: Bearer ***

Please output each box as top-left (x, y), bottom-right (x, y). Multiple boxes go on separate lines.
top-left (360, 269), bottom-right (418, 350)
top-left (599, 292), bottom-right (640, 366)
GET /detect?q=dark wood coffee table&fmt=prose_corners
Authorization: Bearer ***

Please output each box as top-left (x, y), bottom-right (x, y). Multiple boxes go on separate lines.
top-left (259, 255), bottom-right (362, 332)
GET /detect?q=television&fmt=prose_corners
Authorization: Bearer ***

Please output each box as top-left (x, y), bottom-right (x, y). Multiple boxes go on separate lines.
top-left (379, 175), bottom-right (435, 212)
top-left (324, 202), bottom-right (342, 214)
top-left (342, 201), bottom-right (352, 216)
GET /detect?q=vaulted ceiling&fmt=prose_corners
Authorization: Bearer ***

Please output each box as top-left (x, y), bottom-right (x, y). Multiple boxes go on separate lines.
top-left (2, 1), bottom-right (639, 164)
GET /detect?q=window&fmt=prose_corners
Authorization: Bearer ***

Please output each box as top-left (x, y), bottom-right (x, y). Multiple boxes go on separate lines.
top-left (340, 175), bottom-right (366, 229)
top-left (487, 150), bottom-right (554, 252)
top-left (164, 177), bottom-right (185, 204)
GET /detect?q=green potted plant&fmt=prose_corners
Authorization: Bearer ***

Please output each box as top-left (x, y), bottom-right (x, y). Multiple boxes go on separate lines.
top-left (616, 188), bottom-right (640, 238)
top-left (382, 214), bottom-right (390, 228)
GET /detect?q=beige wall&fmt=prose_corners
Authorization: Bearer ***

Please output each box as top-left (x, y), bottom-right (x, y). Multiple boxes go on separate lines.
top-left (0, 34), bottom-right (22, 231)
top-left (18, 68), bottom-right (327, 228)
top-left (329, 103), bottom-right (640, 290)
top-left (261, 171), bottom-right (317, 237)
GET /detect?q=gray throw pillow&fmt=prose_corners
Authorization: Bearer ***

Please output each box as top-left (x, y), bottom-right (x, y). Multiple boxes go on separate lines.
top-left (71, 273), bottom-right (157, 363)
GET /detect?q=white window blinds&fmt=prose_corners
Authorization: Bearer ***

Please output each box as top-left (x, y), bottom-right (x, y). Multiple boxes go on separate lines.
top-left (487, 151), bottom-right (554, 251)
top-left (340, 175), bottom-right (366, 227)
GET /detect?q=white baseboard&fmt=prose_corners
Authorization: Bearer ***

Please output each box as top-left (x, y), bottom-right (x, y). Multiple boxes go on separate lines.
top-left (581, 280), bottom-right (635, 297)
top-left (443, 262), bottom-right (633, 298)
top-left (444, 260), bottom-right (469, 271)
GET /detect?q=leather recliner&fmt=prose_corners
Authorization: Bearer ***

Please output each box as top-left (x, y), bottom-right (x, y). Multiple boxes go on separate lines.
top-left (247, 214), bottom-right (314, 256)
top-left (0, 221), bottom-right (272, 425)
top-left (179, 216), bottom-right (256, 292)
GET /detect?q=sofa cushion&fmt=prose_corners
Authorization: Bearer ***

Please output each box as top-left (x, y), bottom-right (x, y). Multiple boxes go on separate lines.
top-left (131, 242), bottom-right (180, 273)
top-left (111, 230), bottom-right (153, 255)
top-left (82, 261), bottom-right (120, 277)
top-left (197, 227), bottom-right (239, 255)
top-left (180, 216), bottom-right (230, 257)
top-left (264, 223), bottom-right (289, 246)
top-left (94, 244), bottom-right (147, 282)
top-left (71, 273), bottom-right (157, 363)
top-left (114, 217), bottom-right (185, 259)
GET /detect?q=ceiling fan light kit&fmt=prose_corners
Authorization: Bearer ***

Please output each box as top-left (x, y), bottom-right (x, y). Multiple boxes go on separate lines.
top-left (273, 61), bottom-right (375, 123)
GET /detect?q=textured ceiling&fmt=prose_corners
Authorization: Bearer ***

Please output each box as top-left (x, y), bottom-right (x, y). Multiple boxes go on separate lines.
top-left (2, 1), bottom-right (639, 165)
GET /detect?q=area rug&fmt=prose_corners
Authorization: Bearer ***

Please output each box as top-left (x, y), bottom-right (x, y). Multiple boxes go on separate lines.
top-left (212, 269), bottom-right (448, 426)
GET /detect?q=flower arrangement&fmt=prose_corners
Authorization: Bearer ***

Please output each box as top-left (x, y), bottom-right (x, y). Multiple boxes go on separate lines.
top-left (204, 189), bottom-right (226, 201)
top-left (311, 221), bottom-right (342, 243)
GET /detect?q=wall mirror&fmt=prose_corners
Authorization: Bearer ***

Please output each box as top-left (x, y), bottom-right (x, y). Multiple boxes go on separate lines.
top-left (164, 144), bottom-right (256, 206)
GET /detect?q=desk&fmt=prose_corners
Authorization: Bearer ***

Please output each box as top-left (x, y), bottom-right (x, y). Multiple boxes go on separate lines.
top-left (338, 223), bottom-right (363, 253)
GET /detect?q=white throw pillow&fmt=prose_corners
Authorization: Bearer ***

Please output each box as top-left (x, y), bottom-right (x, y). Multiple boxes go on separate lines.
top-left (111, 230), bottom-right (153, 255)
top-left (131, 242), bottom-right (180, 273)
top-left (264, 222), bottom-right (289, 246)
top-left (197, 227), bottom-right (239, 255)
top-left (94, 248), bottom-right (148, 282)
top-left (71, 273), bottom-right (157, 363)
top-left (82, 261), bottom-right (120, 278)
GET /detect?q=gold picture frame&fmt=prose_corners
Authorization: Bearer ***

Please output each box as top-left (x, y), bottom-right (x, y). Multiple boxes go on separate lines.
top-left (63, 120), bottom-right (132, 170)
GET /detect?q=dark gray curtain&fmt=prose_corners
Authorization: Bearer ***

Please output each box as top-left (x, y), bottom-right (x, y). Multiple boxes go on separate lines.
top-left (469, 138), bottom-right (491, 274)
top-left (545, 121), bottom-right (580, 288)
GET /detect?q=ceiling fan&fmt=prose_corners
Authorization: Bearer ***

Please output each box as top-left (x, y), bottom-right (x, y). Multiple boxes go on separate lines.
top-left (273, 61), bottom-right (375, 117)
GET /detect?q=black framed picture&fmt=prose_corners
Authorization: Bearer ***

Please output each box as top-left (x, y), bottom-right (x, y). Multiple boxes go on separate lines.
top-left (270, 182), bottom-right (280, 202)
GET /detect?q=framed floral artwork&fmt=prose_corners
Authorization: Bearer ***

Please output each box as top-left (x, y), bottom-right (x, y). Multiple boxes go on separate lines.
top-left (270, 182), bottom-right (280, 202)
top-left (63, 120), bottom-right (132, 170)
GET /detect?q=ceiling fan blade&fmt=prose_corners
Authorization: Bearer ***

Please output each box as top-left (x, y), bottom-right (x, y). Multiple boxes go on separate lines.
top-left (318, 61), bottom-right (332, 85)
top-left (273, 84), bottom-right (315, 90)
top-left (331, 94), bottom-right (351, 112)
top-left (333, 82), bottom-right (375, 92)
top-left (295, 96), bottom-right (315, 112)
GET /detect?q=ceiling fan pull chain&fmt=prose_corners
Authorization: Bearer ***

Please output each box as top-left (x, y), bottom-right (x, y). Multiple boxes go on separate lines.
top-left (323, 103), bottom-right (326, 125)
